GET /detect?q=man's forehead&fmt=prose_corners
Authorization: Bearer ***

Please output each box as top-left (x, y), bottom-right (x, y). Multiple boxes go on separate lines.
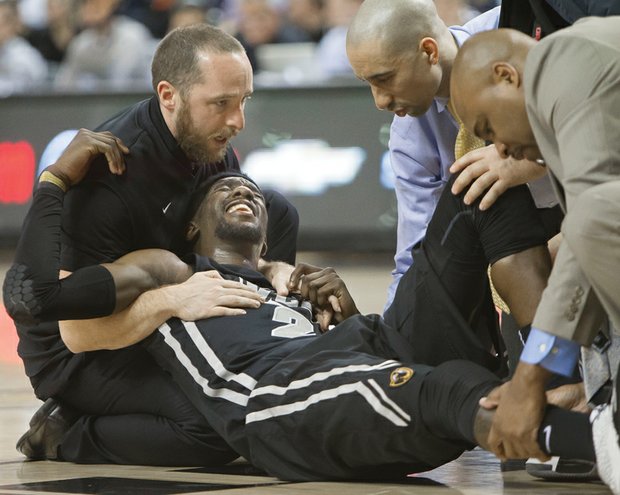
top-left (212, 176), bottom-right (261, 192)
top-left (349, 42), bottom-right (390, 76)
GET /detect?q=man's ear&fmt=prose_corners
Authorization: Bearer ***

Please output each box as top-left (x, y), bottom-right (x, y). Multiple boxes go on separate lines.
top-left (419, 37), bottom-right (440, 65)
top-left (157, 80), bottom-right (179, 111)
top-left (491, 62), bottom-right (521, 87)
top-left (260, 241), bottom-right (268, 258)
top-left (186, 222), bottom-right (200, 243)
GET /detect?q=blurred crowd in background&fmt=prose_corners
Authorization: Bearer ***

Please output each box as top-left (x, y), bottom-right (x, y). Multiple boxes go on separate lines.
top-left (0, 0), bottom-right (498, 93)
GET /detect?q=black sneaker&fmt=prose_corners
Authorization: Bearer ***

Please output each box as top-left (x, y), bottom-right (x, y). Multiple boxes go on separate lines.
top-left (16, 398), bottom-right (79, 460)
top-left (526, 456), bottom-right (599, 481)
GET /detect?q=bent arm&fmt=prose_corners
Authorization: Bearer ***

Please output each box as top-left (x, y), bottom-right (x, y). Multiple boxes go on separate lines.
top-left (3, 182), bottom-right (192, 325)
top-left (60, 269), bottom-right (262, 352)
top-left (60, 284), bottom-right (180, 352)
top-left (3, 183), bottom-right (115, 323)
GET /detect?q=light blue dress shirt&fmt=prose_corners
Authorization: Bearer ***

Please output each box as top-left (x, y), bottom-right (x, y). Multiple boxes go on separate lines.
top-left (385, 7), bottom-right (501, 311)
top-left (520, 327), bottom-right (581, 377)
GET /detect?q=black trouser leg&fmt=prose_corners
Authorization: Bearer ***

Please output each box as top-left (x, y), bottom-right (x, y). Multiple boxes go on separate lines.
top-left (57, 347), bottom-right (237, 465)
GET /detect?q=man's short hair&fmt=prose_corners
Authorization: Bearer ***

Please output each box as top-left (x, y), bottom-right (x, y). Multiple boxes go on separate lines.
top-left (151, 24), bottom-right (245, 95)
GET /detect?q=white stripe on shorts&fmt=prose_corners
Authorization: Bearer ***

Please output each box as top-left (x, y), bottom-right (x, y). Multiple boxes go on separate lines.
top-left (246, 381), bottom-right (409, 427)
top-left (250, 360), bottom-right (399, 398)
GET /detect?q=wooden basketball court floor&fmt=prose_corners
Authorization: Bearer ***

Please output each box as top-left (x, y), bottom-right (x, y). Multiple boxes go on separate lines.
top-left (0, 250), bottom-right (613, 495)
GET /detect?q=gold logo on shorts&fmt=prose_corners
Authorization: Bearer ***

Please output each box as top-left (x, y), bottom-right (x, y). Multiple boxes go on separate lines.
top-left (389, 367), bottom-right (414, 387)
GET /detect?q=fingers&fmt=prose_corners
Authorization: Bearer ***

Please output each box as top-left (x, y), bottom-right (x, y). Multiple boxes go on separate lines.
top-left (545, 383), bottom-right (589, 412)
top-left (315, 308), bottom-right (334, 332)
top-left (207, 307), bottom-right (249, 318)
top-left (79, 129), bottom-right (128, 176)
top-left (477, 181), bottom-right (509, 211)
top-left (176, 291), bottom-right (262, 321)
top-left (186, 273), bottom-right (263, 304)
top-left (501, 436), bottom-right (550, 461)
top-left (95, 131), bottom-right (128, 176)
top-left (213, 293), bottom-right (263, 308)
top-left (487, 426), bottom-right (546, 461)
top-left (299, 269), bottom-right (340, 307)
top-left (450, 160), bottom-right (489, 196)
top-left (272, 277), bottom-right (291, 297)
top-left (328, 294), bottom-right (342, 314)
top-left (479, 382), bottom-right (505, 410)
top-left (288, 263), bottom-right (322, 292)
top-left (219, 285), bottom-right (263, 305)
top-left (449, 147), bottom-right (485, 174)
top-left (54, 129), bottom-right (129, 186)
top-left (461, 169), bottom-right (499, 204)
top-left (487, 429), bottom-right (506, 460)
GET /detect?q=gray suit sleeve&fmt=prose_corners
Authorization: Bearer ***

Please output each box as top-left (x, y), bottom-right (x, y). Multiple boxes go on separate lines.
top-left (528, 27), bottom-right (620, 345)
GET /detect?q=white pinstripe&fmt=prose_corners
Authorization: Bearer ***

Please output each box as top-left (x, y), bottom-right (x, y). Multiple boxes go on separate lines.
top-left (182, 320), bottom-right (258, 390)
top-left (246, 381), bottom-right (409, 427)
top-left (367, 378), bottom-right (411, 422)
top-left (158, 323), bottom-right (250, 406)
top-left (250, 360), bottom-right (400, 397)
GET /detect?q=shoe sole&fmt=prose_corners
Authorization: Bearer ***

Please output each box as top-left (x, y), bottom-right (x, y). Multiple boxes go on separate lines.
top-left (526, 464), bottom-right (599, 481)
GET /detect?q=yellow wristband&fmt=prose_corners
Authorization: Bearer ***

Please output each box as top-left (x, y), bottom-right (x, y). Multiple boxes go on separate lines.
top-left (39, 171), bottom-right (67, 192)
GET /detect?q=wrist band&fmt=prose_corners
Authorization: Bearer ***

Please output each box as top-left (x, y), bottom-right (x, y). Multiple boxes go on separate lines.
top-left (39, 171), bottom-right (68, 192)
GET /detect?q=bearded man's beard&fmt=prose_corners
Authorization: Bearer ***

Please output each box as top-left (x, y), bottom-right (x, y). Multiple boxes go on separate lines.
top-left (175, 102), bottom-right (227, 164)
top-left (215, 219), bottom-right (263, 244)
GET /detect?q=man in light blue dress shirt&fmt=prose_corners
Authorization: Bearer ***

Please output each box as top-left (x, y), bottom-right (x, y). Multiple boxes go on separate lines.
top-left (346, 0), bottom-right (551, 310)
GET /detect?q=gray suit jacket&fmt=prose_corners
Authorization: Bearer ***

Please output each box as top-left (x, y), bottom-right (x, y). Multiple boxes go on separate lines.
top-left (525, 16), bottom-right (620, 345)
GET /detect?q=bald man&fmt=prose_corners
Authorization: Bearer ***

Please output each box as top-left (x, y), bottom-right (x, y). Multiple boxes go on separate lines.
top-left (451, 17), bottom-right (620, 491)
top-left (345, 0), bottom-right (551, 311)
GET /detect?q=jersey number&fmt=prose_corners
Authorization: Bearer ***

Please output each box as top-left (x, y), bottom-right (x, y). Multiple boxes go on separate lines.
top-left (271, 306), bottom-right (314, 339)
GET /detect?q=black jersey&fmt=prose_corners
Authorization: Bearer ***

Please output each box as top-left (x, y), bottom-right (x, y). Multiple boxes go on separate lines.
top-left (142, 255), bottom-right (470, 479)
top-left (143, 255), bottom-right (322, 452)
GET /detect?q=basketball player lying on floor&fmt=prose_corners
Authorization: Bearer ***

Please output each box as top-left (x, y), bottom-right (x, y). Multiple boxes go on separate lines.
top-left (5, 158), bottom-right (607, 481)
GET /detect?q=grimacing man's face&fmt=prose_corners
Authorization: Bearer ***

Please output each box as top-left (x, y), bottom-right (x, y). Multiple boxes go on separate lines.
top-left (198, 176), bottom-right (268, 246)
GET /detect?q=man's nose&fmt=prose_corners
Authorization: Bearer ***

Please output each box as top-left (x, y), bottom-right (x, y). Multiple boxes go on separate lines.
top-left (232, 185), bottom-right (254, 198)
top-left (371, 86), bottom-right (393, 111)
top-left (226, 105), bottom-right (245, 131)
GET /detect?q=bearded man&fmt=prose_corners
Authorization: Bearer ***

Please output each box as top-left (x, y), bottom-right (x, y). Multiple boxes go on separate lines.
top-left (10, 24), bottom-right (298, 466)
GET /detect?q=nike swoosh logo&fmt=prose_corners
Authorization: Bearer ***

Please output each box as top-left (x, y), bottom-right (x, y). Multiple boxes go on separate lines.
top-left (543, 425), bottom-right (552, 454)
top-left (162, 202), bottom-right (172, 215)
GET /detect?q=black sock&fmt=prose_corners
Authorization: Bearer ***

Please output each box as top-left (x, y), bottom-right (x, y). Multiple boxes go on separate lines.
top-left (537, 405), bottom-right (595, 461)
